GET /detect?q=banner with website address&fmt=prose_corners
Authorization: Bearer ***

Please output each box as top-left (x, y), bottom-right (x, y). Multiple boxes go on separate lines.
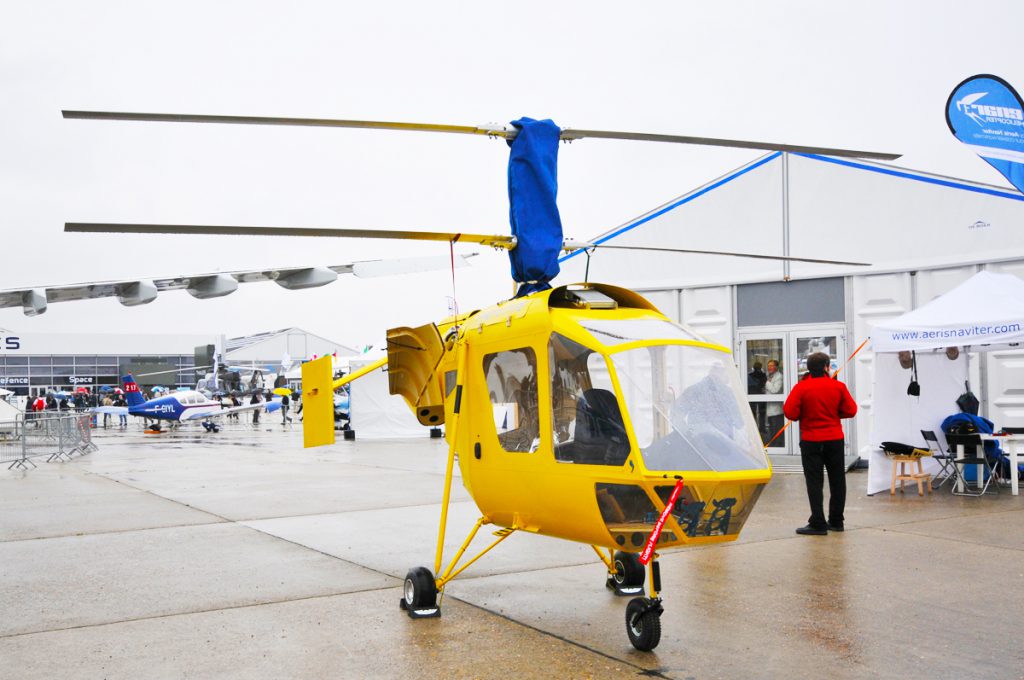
top-left (871, 319), bottom-right (1024, 353)
top-left (946, 74), bottom-right (1024, 194)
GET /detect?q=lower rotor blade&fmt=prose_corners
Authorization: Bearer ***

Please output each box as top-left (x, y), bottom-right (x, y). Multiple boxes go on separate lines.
top-left (561, 129), bottom-right (900, 161)
top-left (590, 244), bottom-right (869, 266)
top-left (64, 223), bottom-right (516, 249)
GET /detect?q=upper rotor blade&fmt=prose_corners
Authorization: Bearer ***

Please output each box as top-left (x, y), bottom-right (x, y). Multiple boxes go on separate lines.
top-left (65, 223), bottom-right (517, 249)
top-left (62, 110), bottom-right (501, 138)
top-left (589, 244), bottom-right (869, 266)
top-left (62, 110), bottom-right (900, 160)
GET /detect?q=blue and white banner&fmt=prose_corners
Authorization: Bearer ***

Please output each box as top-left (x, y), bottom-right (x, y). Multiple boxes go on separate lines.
top-left (946, 74), bottom-right (1024, 193)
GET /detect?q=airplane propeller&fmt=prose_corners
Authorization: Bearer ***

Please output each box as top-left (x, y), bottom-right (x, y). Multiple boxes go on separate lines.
top-left (62, 110), bottom-right (901, 161)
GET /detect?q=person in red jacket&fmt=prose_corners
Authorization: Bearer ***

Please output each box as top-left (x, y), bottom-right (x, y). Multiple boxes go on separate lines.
top-left (784, 352), bottom-right (858, 536)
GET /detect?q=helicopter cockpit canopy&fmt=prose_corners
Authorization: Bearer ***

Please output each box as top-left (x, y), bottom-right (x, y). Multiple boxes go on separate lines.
top-left (550, 312), bottom-right (768, 474)
top-left (609, 342), bottom-right (768, 472)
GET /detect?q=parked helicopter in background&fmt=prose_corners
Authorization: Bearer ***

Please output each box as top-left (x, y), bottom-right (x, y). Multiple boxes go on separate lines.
top-left (195, 364), bottom-right (273, 397)
top-left (60, 109), bottom-right (897, 650)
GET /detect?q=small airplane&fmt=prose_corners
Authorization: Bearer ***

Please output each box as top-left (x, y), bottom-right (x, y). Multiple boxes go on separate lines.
top-left (56, 110), bottom-right (897, 651)
top-left (94, 375), bottom-right (279, 432)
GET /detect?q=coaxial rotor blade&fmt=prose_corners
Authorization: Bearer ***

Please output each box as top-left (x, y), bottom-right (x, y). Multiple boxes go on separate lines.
top-left (62, 110), bottom-right (900, 160)
top-left (62, 110), bottom-right (497, 138)
top-left (65, 222), bottom-right (517, 250)
top-left (580, 243), bottom-right (869, 266)
top-left (559, 129), bottom-right (900, 161)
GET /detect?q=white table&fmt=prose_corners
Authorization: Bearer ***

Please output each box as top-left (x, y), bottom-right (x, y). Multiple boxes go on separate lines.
top-left (980, 434), bottom-right (1023, 496)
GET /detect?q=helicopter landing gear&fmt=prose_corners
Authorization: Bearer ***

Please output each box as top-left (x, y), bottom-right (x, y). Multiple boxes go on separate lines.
top-left (399, 566), bottom-right (440, 618)
top-left (606, 550), bottom-right (645, 596)
top-left (625, 597), bottom-right (663, 651)
top-left (608, 551), bottom-right (663, 651)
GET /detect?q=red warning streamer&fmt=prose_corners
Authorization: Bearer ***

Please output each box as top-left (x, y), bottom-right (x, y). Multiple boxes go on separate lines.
top-left (640, 478), bottom-right (684, 565)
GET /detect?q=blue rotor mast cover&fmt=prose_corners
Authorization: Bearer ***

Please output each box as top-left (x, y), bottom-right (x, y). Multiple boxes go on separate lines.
top-left (506, 117), bottom-right (563, 297)
top-left (946, 74), bottom-right (1024, 194)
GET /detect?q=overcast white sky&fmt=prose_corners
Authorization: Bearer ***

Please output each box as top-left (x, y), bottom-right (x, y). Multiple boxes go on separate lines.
top-left (2, 1), bottom-right (1022, 349)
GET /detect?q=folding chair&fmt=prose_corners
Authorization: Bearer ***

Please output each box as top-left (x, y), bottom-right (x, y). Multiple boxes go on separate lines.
top-left (921, 429), bottom-right (960, 491)
top-left (945, 433), bottom-right (999, 497)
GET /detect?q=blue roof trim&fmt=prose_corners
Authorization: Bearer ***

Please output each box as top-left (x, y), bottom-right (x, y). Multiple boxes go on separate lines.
top-left (795, 153), bottom-right (1024, 202)
top-left (560, 151), bottom-right (782, 262)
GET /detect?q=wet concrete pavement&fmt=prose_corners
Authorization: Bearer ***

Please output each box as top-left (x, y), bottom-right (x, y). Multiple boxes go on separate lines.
top-left (1, 425), bottom-right (1022, 679)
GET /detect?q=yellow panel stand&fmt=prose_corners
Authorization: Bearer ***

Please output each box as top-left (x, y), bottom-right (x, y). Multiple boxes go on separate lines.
top-left (301, 356), bottom-right (336, 449)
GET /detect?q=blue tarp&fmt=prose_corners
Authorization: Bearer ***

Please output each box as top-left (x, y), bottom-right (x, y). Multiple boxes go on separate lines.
top-left (507, 117), bottom-right (563, 297)
top-left (941, 412), bottom-right (1024, 479)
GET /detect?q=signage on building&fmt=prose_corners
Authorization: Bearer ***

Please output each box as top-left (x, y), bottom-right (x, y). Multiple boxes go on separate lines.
top-left (0, 376), bottom-right (29, 385)
top-left (66, 376), bottom-right (95, 385)
top-left (1, 336), bottom-right (20, 350)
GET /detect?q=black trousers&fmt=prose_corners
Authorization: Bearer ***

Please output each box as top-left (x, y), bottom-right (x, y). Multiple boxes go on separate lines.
top-left (800, 439), bottom-right (846, 529)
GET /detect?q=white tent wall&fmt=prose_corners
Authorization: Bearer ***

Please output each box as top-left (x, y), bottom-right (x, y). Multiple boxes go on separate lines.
top-left (866, 351), bottom-right (968, 495)
top-left (347, 358), bottom-right (426, 440)
top-left (0, 397), bottom-right (20, 421)
top-left (225, 328), bottom-right (357, 364)
top-left (562, 153), bottom-right (1024, 291)
top-left (982, 261), bottom-right (1024, 427)
top-left (786, 155), bottom-right (1024, 280)
top-left (559, 154), bottom-right (785, 290)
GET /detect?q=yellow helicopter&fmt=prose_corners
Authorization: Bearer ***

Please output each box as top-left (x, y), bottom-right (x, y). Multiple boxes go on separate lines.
top-left (60, 111), bottom-right (898, 650)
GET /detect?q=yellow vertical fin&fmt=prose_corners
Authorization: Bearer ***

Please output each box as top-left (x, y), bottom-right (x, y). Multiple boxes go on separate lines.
top-left (302, 355), bottom-right (336, 449)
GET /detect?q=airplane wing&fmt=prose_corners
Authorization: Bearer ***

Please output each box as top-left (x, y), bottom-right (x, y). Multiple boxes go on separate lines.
top-left (0, 253), bottom-right (475, 316)
top-left (92, 406), bottom-right (129, 415)
top-left (179, 401), bottom-right (276, 421)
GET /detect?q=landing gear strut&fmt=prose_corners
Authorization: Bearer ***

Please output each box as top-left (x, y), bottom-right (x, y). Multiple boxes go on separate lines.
top-left (595, 546), bottom-right (664, 651)
top-left (624, 556), bottom-right (663, 651)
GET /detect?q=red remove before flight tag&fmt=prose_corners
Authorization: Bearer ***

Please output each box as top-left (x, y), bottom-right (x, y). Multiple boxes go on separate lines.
top-left (640, 478), bottom-right (684, 565)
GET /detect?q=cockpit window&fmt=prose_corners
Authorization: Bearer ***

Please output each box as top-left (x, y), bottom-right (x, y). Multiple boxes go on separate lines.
top-left (580, 318), bottom-right (701, 346)
top-left (549, 333), bottom-right (628, 466)
top-left (609, 344), bottom-right (768, 472)
top-left (483, 347), bottom-right (540, 453)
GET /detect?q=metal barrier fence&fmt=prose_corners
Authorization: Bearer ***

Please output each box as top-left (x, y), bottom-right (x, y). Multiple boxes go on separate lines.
top-left (0, 413), bottom-right (98, 470)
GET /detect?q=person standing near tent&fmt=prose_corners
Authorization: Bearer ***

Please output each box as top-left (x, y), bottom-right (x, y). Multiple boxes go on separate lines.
top-left (783, 352), bottom-right (858, 536)
top-left (764, 359), bottom-right (785, 444)
top-left (113, 394), bottom-right (128, 427)
top-left (280, 393), bottom-right (292, 425)
top-left (250, 391), bottom-right (262, 425)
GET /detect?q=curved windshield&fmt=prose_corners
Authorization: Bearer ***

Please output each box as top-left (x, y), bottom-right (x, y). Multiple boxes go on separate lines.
top-left (609, 343), bottom-right (768, 472)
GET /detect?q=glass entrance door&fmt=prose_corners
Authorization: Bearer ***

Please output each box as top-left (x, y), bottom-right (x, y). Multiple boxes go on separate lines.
top-left (739, 326), bottom-right (846, 455)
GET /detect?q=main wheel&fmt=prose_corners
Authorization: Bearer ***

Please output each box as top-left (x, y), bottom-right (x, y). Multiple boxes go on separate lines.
top-left (402, 566), bottom-right (437, 610)
top-left (613, 551), bottom-right (645, 589)
top-left (625, 598), bottom-right (662, 651)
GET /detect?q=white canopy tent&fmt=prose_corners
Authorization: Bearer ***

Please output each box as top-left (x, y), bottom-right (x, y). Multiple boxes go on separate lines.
top-left (871, 271), bottom-right (1024, 353)
top-left (867, 271), bottom-right (1024, 495)
top-left (347, 356), bottom-right (426, 440)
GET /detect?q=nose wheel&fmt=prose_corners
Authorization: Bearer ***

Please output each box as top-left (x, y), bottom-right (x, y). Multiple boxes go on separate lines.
top-left (625, 597), bottom-right (663, 651)
top-left (598, 548), bottom-right (664, 651)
